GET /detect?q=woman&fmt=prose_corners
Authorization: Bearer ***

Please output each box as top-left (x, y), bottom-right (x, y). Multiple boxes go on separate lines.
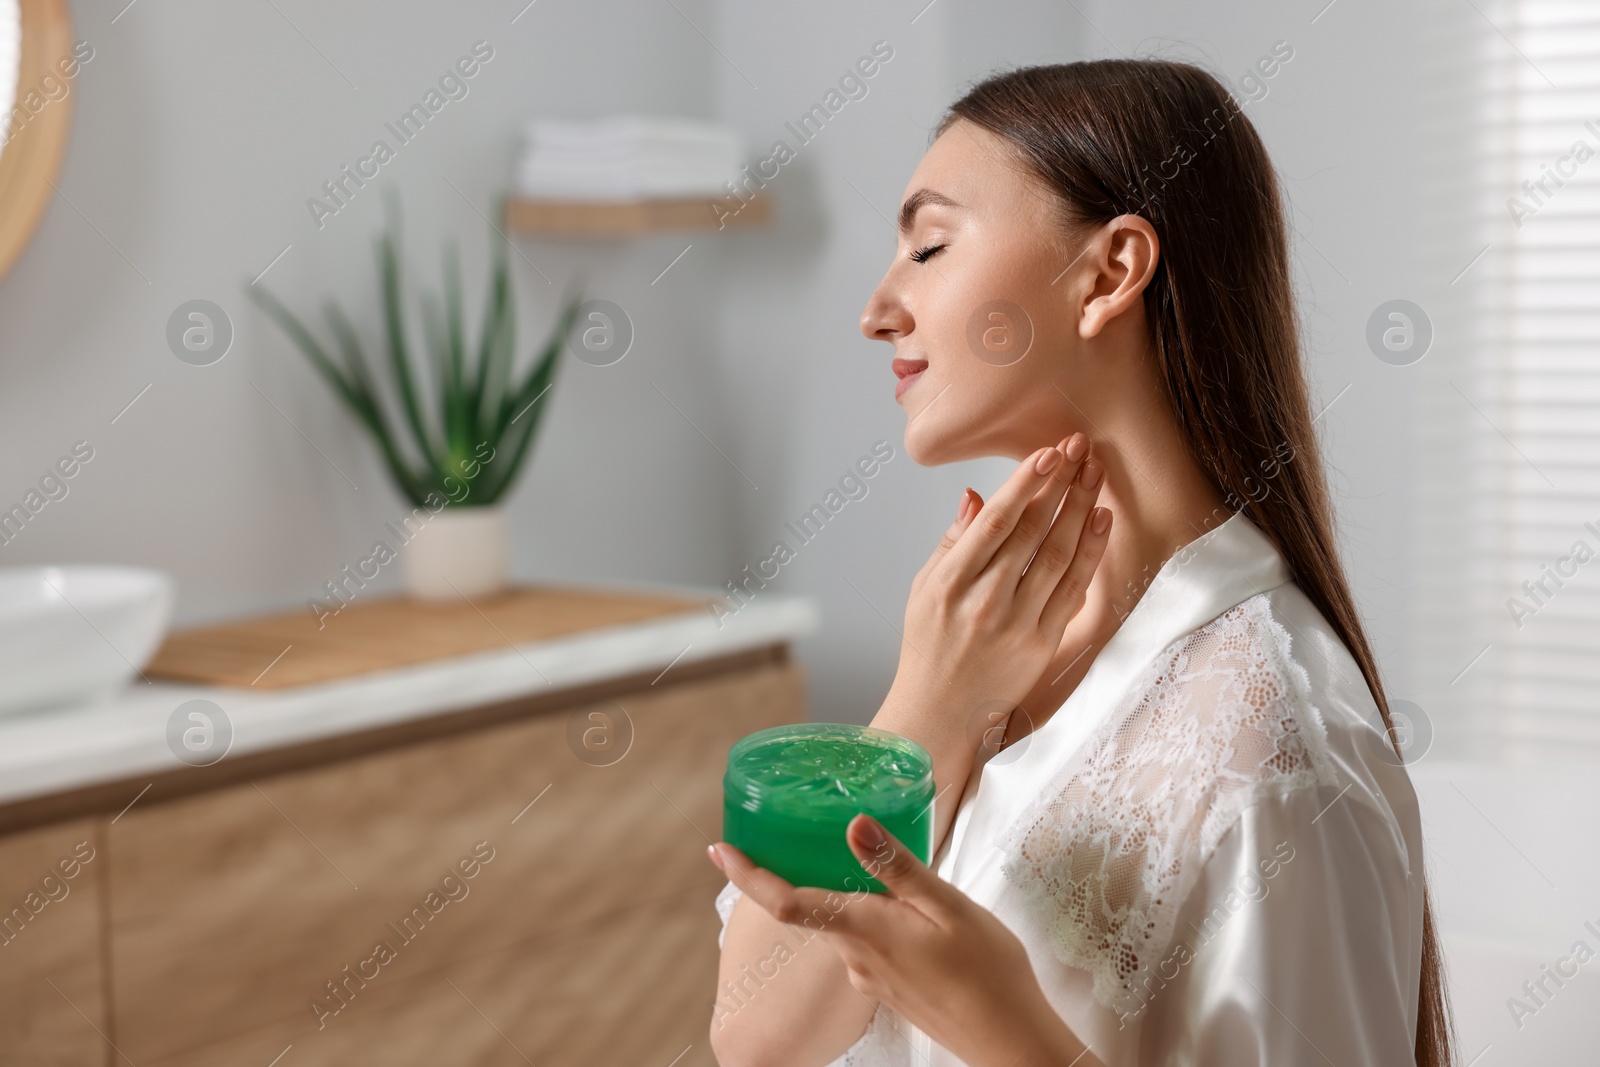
top-left (706, 59), bottom-right (1454, 1067)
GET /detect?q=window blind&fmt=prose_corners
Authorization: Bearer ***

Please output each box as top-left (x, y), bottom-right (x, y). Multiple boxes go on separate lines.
top-left (1415, 0), bottom-right (1600, 755)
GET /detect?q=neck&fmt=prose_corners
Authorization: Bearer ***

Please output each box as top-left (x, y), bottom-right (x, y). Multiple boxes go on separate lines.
top-left (1012, 374), bottom-right (1227, 739)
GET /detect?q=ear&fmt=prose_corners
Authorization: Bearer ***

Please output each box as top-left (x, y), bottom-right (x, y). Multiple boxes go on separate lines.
top-left (1076, 215), bottom-right (1160, 340)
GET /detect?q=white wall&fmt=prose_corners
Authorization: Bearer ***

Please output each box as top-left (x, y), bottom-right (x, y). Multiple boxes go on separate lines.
top-left (0, 0), bottom-right (1427, 724)
top-left (0, 0), bottom-right (740, 625)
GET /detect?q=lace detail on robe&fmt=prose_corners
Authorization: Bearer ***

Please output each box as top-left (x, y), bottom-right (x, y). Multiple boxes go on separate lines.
top-left (997, 593), bottom-right (1341, 1017)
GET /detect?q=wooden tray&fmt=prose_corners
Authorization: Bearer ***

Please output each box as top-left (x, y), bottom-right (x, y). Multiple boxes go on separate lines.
top-left (145, 586), bottom-right (708, 690)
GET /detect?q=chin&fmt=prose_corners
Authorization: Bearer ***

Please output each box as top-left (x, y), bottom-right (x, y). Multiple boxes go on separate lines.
top-left (902, 414), bottom-right (976, 466)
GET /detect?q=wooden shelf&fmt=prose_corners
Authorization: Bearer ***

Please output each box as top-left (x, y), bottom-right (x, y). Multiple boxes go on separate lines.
top-left (503, 192), bottom-right (772, 236)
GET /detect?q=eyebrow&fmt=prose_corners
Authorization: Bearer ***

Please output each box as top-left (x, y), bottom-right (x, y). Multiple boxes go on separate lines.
top-left (897, 188), bottom-right (963, 235)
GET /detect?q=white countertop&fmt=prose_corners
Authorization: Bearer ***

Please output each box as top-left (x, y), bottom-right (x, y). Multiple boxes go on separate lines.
top-left (0, 595), bottom-right (818, 806)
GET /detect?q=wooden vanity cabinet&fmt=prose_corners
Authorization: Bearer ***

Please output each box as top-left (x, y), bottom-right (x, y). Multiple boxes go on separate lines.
top-left (0, 819), bottom-right (106, 1067)
top-left (0, 649), bottom-right (802, 1067)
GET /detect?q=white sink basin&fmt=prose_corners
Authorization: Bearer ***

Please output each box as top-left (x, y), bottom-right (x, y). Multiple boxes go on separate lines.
top-left (0, 566), bottom-right (175, 715)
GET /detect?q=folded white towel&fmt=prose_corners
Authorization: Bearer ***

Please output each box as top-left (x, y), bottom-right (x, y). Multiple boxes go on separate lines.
top-left (514, 114), bottom-right (744, 200)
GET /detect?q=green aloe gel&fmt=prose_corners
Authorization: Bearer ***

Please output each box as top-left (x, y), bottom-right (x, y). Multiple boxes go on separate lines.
top-left (722, 723), bottom-right (936, 893)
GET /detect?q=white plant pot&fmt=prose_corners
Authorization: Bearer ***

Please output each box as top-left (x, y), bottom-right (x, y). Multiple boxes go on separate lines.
top-left (401, 506), bottom-right (510, 601)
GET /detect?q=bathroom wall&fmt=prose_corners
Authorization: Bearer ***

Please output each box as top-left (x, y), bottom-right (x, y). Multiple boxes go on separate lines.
top-left (0, 0), bottom-right (740, 624)
top-left (0, 0), bottom-right (1430, 724)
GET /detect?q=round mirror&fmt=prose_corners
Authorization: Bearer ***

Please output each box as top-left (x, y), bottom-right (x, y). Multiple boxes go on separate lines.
top-left (0, 4), bottom-right (17, 144)
top-left (0, 0), bottom-right (73, 281)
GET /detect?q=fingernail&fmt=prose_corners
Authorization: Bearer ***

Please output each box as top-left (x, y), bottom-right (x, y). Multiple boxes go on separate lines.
top-left (1092, 507), bottom-right (1112, 534)
top-left (1064, 434), bottom-right (1088, 462)
top-left (1081, 458), bottom-right (1103, 489)
top-left (957, 488), bottom-right (973, 523)
top-left (1035, 447), bottom-right (1063, 475)
top-left (707, 844), bottom-right (725, 869)
top-left (854, 814), bottom-right (887, 850)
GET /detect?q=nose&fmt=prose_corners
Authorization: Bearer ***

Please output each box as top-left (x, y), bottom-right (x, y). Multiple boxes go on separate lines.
top-left (860, 274), bottom-right (912, 343)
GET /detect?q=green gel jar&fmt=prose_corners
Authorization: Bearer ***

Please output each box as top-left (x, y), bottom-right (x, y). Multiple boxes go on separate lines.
top-left (722, 723), bottom-right (935, 893)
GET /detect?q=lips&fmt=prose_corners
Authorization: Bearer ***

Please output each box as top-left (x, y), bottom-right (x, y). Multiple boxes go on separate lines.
top-left (893, 358), bottom-right (929, 401)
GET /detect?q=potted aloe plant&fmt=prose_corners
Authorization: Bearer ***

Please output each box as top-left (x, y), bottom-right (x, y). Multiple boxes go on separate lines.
top-left (249, 210), bottom-right (582, 600)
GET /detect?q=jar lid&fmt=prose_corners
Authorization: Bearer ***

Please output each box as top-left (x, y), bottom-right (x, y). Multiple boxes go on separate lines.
top-left (724, 723), bottom-right (935, 820)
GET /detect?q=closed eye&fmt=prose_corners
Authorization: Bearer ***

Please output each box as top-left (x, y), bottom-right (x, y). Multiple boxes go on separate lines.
top-left (908, 243), bottom-right (945, 263)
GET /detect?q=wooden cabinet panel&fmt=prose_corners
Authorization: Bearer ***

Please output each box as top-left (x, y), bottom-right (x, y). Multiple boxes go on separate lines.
top-left (142, 888), bottom-right (722, 1067)
top-left (108, 661), bottom-right (801, 1063)
top-left (0, 818), bottom-right (107, 1067)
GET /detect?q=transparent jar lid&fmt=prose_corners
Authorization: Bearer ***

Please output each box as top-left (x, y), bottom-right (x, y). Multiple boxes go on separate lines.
top-left (724, 723), bottom-right (935, 822)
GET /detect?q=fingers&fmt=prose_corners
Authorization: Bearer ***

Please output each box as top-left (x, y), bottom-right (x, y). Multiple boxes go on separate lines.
top-left (984, 434), bottom-right (1090, 582)
top-left (1016, 454), bottom-right (1105, 613)
top-left (707, 844), bottom-right (825, 927)
top-left (1040, 505), bottom-right (1113, 634)
top-left (708, 842), bottom-right (853, 928)
top-left (936, 437), bottom-right (1084, 583)
top-left (845, 815), bottom-right (950, 913)
top-left (919, 487), bottom-right (983, 580)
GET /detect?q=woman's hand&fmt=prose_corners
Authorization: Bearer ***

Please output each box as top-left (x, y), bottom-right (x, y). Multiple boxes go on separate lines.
top-left (708, 815), bottom-right (1098, 1067)
top-left (872, 433), bottom-right (1111, 848)
top-left (896, 433), bottom-right (1110, 722)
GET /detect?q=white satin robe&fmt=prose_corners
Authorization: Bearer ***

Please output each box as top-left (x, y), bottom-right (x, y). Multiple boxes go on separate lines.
top-left (716, 513), bottom-right (1425, 1066)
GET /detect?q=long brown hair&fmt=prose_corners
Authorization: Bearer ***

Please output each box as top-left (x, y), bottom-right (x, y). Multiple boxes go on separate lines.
top-left (939, 60), bottom-right (1454, 1066)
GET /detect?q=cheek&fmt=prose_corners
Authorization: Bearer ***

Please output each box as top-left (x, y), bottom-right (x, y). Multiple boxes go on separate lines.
top-left (899, 236), bottom-right (1072, 463)
top-left (900, 371), bottom-right (976, 463)
top-left (904, 363), bottom-right (1051, 465)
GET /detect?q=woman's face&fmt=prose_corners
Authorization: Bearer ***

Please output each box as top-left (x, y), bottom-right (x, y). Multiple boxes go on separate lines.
top-left (859, 119), bottom-right (1089, 465)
